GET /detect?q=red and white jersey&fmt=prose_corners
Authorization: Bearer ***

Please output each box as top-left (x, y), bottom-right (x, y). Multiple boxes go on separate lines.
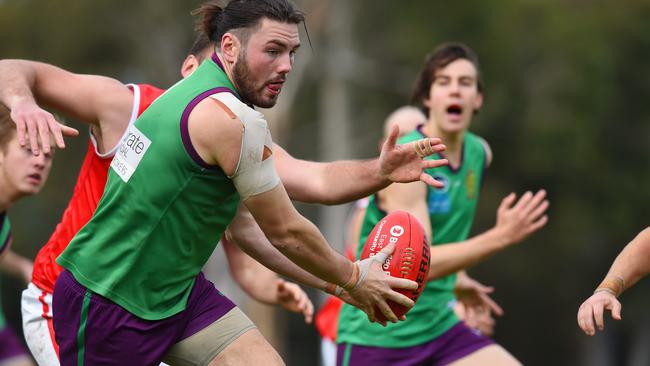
top-left (31, 84), bottom-right (165, 293)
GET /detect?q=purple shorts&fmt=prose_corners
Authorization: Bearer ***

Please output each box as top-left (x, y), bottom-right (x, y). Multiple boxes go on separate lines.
top-left (0, 326), bottom-right (30, 361)
top-left (52, 270), bottom-right (236, 366)
top-left (337, 322), bottom-right (494, 366)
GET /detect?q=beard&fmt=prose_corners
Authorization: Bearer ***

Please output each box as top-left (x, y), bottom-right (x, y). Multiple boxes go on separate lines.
top-left (232, 51), bottom-right (279, 109)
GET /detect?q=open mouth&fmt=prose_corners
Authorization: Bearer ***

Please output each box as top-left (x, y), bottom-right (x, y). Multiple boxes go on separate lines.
top-left (27, 173), bottom-right (42, 184)
top-left (266, 79), bottom-right (285, 94)
top-left (446, 104), bottom-right (463, 116)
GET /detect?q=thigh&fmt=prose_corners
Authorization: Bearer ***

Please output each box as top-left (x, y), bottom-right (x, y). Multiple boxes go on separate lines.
top-left (22, 284), bottom-right (59, 366)
top-left (208, 328), bottom-right (284, 366)
top-left (0, 326), bottom-right (32, 366)
top-left (336, 342), bottom-right (429, 366)
top-left (163, 307), bottom-right (256, 366)
top-left (53, 270), bottom-right (178, 366)
top-left (430, 323), bottom-right (495, 366)
top-left (446, 345), bottom-right (521, 366)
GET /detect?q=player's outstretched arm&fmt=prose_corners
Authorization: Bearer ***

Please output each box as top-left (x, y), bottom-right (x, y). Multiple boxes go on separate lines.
top-left (189, 98), bottom-right (417, 325)
top-left (0, 59), bottom-right (133, 154)
top-left (425, 190), bottom-right (548, 279)
top-left (577, 227), bottom-right (650, 335)
top-left (244, 185), bottom-right (417, 325)
top-left (273, 125), bottom-right (448, 205)
top-left (222, 234), bottom-right (314, 323)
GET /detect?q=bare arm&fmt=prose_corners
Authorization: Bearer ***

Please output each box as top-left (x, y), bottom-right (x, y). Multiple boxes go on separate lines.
top-left (189, 101), bottom-right (418, 324)
top-left (381, 181), bottom-right (548, 279)
top-left (600, 227), bottom-right (650, 290)
top-left (425, 190), bottom-right (548, 278)
top-left (225, 204), bottom-right (330, 290)
top-left (0, 59), bottom-right (134, 154)
top-left (0, 250), bottom-right (33, 285)
top-left (222, 232), bottom-right (314, 323)
top-left (578, 227), bottom-right (650, 335)
top-left (273, 126), bottom-right (448, 205)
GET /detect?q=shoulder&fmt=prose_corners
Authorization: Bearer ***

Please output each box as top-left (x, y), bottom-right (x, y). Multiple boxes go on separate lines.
top-left (467, 132), bottom-right (492, 168)
top-left (189, 92), bottom-right (245, 141)
top-left (396, 129), bottom-right (423, 144)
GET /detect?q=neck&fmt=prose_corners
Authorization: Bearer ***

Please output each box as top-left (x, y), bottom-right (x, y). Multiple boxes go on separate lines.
top-left (0, 185), bottom-right (19, 212)
top-left (421, 120), bottom-right (465, 155)
top-left (214, 52), bottom-right (237, 87)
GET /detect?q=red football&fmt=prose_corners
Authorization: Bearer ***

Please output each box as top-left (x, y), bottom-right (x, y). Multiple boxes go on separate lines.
top-left (360, 210), bottom-right (430, 322)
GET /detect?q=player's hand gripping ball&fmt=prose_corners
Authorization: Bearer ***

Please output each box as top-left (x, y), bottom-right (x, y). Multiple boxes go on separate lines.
top-left (360, 210), bottom-right (430, 322)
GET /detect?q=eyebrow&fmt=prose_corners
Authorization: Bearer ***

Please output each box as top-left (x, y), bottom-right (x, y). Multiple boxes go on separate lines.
top-left (434, 75), bottom-right (476, 80)
top-left (266, 39), bottom-right (301, 50)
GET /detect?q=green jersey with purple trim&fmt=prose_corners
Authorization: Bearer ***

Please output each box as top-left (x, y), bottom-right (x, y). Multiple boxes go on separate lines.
top-left (58, 57), bottom-right (242, 320)
top-left (338, 130), bottom-right (487, 348)
top-left (0, 212), bottom-right (11, 329)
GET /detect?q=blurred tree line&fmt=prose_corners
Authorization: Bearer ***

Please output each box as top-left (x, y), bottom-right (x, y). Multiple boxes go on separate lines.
top-left (1, 0), bottom-right (649, 365)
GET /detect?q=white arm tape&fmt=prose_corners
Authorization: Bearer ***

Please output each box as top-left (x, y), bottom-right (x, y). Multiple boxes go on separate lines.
top-left (210, 93), bottom-right (280, 200)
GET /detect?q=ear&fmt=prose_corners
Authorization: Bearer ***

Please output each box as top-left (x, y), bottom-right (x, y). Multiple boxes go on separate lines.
top-left (180, 55), bottom-right (199, 78)
top-left (221, 32), bottom-right (241, 64)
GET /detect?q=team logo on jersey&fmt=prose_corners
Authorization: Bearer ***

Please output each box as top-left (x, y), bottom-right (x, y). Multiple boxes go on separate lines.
top-left (111, 124), bottom-right (152, 183)
top-left (429, 174), bottom-right (450, 214)
top-left (466, 169), bottom-right (476, 200)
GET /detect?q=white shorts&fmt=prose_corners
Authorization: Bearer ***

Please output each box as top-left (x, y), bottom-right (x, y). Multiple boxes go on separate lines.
top-left (21, 282), bottom-right (58, 366)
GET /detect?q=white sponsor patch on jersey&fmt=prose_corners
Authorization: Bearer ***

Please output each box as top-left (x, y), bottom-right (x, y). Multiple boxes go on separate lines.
top-left (111, 124), bottom-right (152, 183)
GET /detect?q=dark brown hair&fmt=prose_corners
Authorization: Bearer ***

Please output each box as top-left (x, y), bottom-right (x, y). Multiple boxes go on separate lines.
top-left (411, 42), bottom-right (482, 117)
top-left (192, 0), bottom-right (304, 48)
top-left (0, 105), bottom-right (16, 150)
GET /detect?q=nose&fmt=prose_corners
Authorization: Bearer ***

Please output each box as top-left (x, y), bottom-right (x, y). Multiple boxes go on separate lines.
top-left (277, 53), bottom-right (293, 74)
top-left (449, 81), bottom-right (461, 95)
top-left (32, 153), bottom-right (48, 169)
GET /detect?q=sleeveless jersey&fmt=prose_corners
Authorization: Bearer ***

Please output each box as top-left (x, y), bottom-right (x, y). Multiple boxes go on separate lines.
top-left (337, 128), bottom-right (487, 348)
top-left (31, 84), bottom-right (164, 294)
top-left (58, 57), bottom-right (243, 320)
top-left (0, 212), bottom-right (11, 330)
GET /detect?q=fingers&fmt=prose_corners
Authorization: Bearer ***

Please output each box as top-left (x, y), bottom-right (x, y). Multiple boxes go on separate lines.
top-left (420, 173), bottom-right (445, 188)
top-left (386, 277), bottom-right (419, 292)
top-left (521, 190), bottom-right (547, 217)
top-left (577, 304), bottom-right (596, 335)
top-left (421, 158), bottom-right (449, 170)
top-left (11, 112), bottom-right (78, 155)
top-left (611, 301), bottom-right (622, 320)
top-left (373, 242), bottom-right (396, 263)
top-left (365, 304), bottom-right (376, 323)
top-left (383, 125), bottom-right (399, 151)
top-left (37, 116), bottom-right (53, 154)
top-left (382, 288), bottom-right (415, 309)
top-left (498, 193), bottom-right (517, 214)
top-left (26, 117), bottom-right (40, 156)
top-left (512, 191), bottom-right (533, 211)
top-left (577, 294), bottom-right (623, 336)
top-left (528, 199), bottom-right (550, 222)
top-left (375, 300), bottom-right (397, 324)
top-left (528, 215), bottom-right (548, 233)
top-left (297, 293), bottom-right (314, 324)
top-left (13, 115), bottom-right (28, 148)
top-left (593, 303), bottom-right (605, 331)
top-left (61, 124), bottom-right (80, 137)
top-left (412, 138), bottom-right (443, 158)
top-left (480, 294), bottom-right (504, 316)
top-left (46, 114), bottom-right (66, 149)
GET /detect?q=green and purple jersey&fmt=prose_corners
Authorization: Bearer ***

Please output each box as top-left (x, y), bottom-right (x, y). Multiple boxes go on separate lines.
top-left (58, 57), bottom-right (244, 320)
top-left (338, 129), bottom-right (487, 348)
